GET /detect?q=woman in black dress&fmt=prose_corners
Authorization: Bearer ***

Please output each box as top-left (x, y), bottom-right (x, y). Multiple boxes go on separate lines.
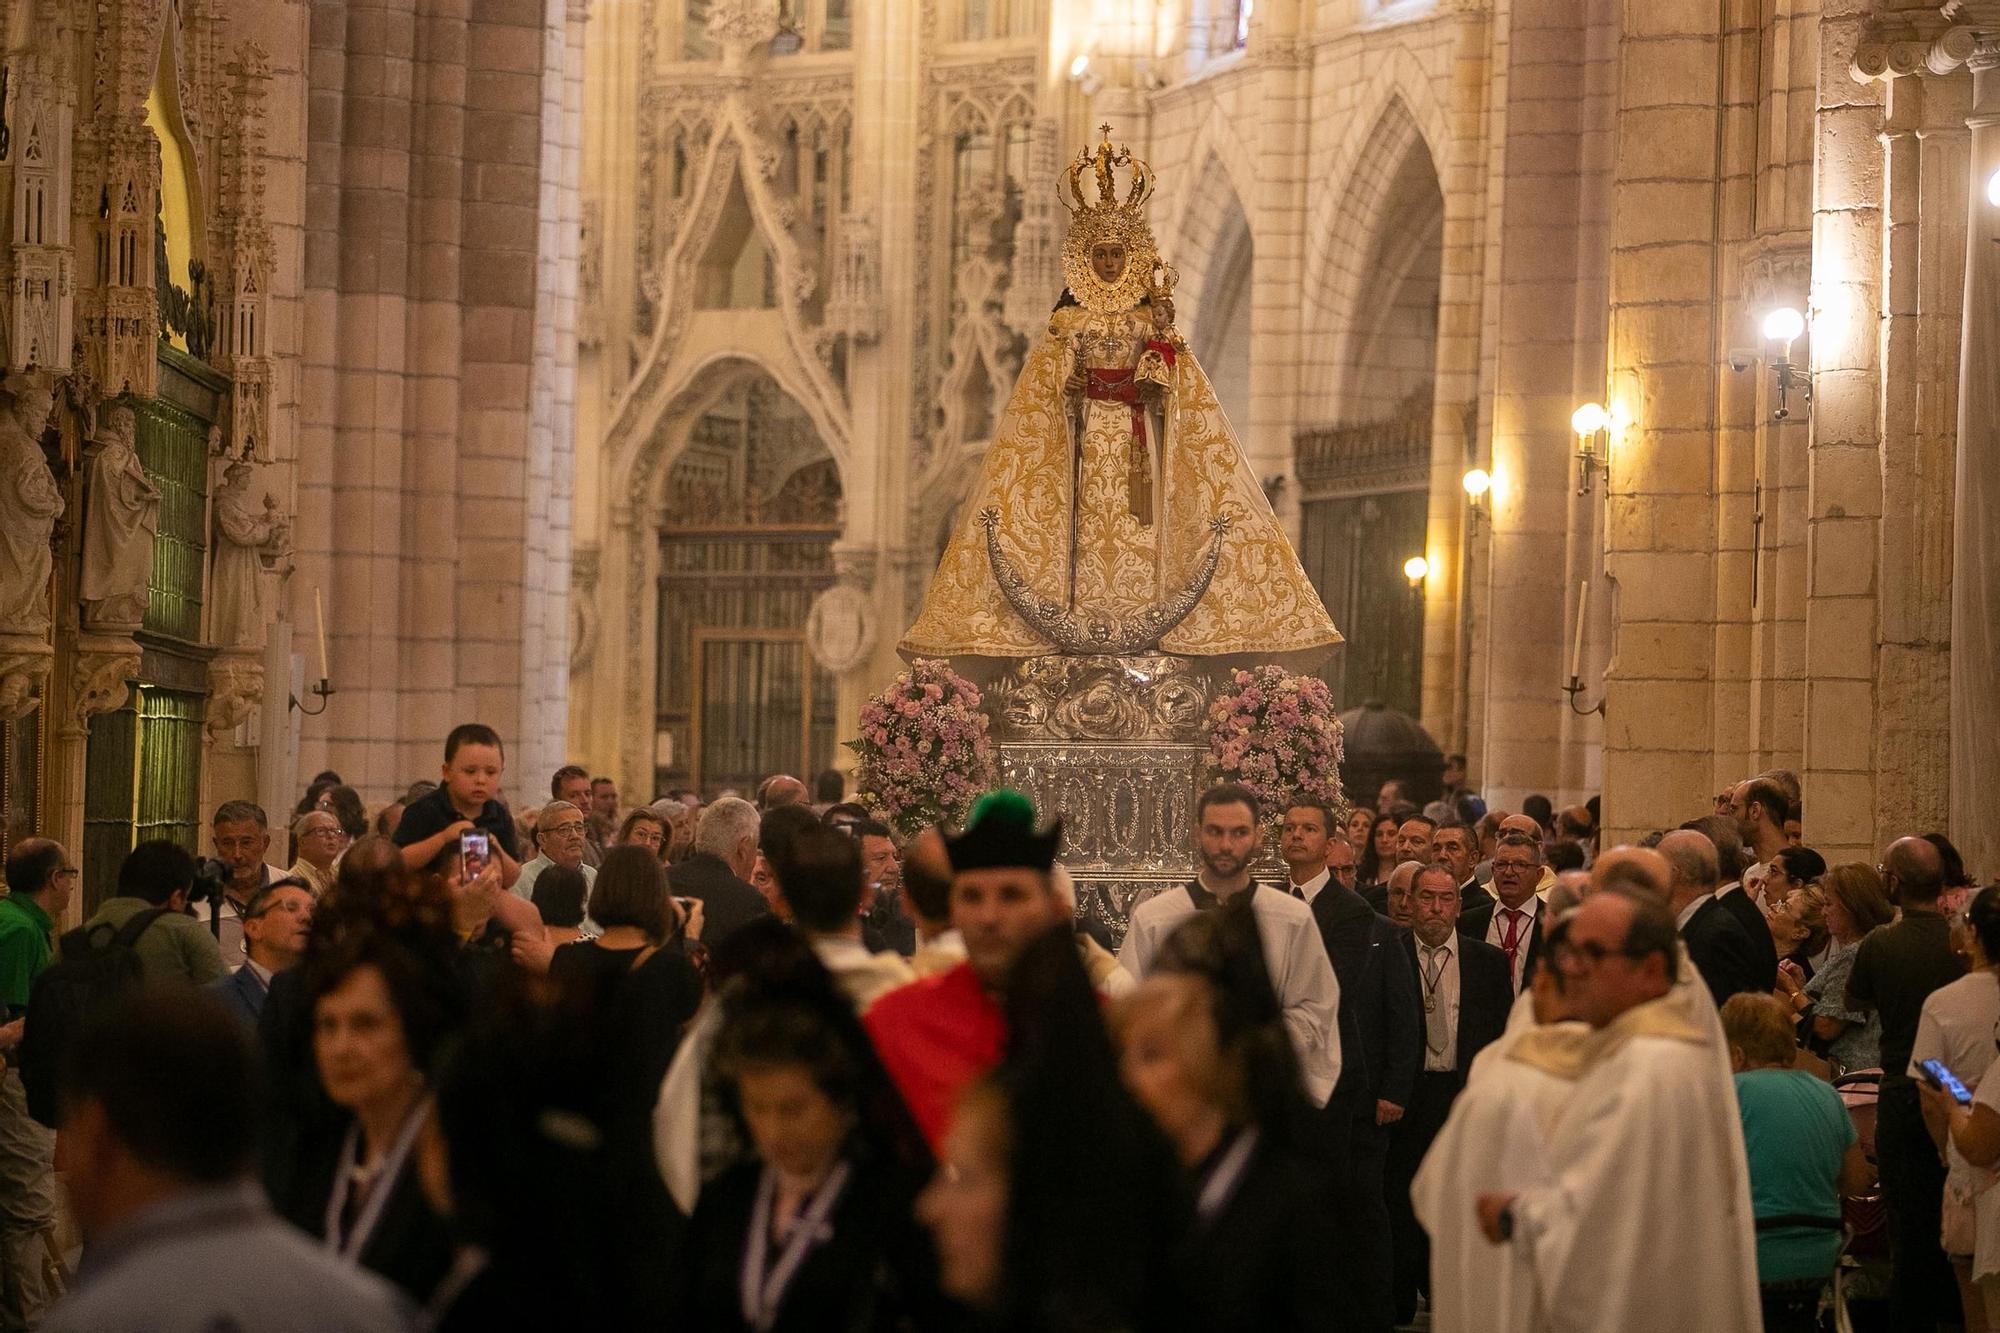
top-left (293, 930), bottom-right (459, 1305)
top-left (675, 955), bottom-right (942, 1332)
top-left (1121, 898), bottom-right (1340, 1332)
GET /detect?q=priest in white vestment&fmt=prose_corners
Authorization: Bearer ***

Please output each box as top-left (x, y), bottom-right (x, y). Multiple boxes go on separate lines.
top-left (1413, 890), bottom-right (1760, 1332)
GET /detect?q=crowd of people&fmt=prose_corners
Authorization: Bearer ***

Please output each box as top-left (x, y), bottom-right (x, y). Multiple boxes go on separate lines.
top-left (0, 724), bottom-right (1991, 1331)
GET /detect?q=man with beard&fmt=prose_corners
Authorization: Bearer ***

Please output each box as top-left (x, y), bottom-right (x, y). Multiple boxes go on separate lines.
top-left (1118, 782), bottom-right (1343, 1106)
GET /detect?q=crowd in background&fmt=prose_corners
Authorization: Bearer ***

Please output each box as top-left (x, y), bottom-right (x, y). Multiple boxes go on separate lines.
top-left (0, 725), bottom-right (1992, 1331)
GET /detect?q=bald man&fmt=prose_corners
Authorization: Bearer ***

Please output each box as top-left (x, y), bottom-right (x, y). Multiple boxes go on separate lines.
top-left (1850, 834), bottom-right (1961, 1327)
top-left (1589, 845), bottom-right (1671, 902)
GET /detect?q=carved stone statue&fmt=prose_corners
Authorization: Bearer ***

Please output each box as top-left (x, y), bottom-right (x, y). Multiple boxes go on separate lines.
top-left (209, 459), bottom-right (277, 650)
top-left (80, 403), bottom-right (162, 631)
top-left (0, 373), bottom-right (62, 637)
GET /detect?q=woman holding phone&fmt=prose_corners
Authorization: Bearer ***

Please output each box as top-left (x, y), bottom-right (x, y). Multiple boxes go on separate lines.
top-left (1916, 886), bottom-right (2000, 1330)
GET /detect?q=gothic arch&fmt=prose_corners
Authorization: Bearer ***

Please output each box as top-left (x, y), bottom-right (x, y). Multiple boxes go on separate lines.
top-left (623, 349), bottom-right (851, 525)
top-left (1163, 103), bottom-right (1258, 272)
top-left (601, 97), bottom-right (853, 494)
top-left (1298, 94), bottom-right (1444, 424)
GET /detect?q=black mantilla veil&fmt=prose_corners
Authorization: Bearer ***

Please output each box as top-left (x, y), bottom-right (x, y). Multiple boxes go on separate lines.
top-left (1151, 893), bottom-right (1319, 1157)
top-left (707, 915), bottom-right (933, 1177)
top-left (991, 927), bottom-right (1189, 1332)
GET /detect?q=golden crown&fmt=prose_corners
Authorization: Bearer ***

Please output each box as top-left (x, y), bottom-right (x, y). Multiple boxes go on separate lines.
top-left (1063, 125), bottom-right (1155, 215)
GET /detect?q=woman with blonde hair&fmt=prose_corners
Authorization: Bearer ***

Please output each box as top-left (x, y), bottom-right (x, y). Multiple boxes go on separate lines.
top-left (1722, 991), bottom-right (1873, 1332)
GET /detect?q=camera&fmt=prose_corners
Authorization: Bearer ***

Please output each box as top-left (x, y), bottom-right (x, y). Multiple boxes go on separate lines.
top-left (189, 857), bottom-right (228, 910)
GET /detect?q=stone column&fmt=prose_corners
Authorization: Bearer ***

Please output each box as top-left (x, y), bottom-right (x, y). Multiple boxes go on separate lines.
top-left (1953, 37), bottom-right (2000, 875)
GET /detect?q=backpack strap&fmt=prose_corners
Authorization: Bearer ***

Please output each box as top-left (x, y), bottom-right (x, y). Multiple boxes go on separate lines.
top-left (110, 907), bottom-right (172, 950)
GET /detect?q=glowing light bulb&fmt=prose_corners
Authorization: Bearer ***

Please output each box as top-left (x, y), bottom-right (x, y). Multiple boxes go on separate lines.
top-left (1069, 54), bottom-right (1091, 80)
top-left (1461, 468), bottom-right (1491, 499)
top-left (1403, 556), bottom-right (1430, 584)
top-left (1762, 307), bottom-right (1806, 344)
top-left (1987, 167), bottom-right (2000, 208)
top-left (1570, 402), bottom-right (1607, 437)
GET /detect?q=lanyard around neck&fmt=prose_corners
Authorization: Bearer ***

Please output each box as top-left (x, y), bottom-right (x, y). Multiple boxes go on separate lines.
top-left (740, 1160), bottom-right (852, 1332)
top-left (1195, 1128), bottom-right (1259, 1224)
top-left (324, 1096), bottom-right (431, 1262)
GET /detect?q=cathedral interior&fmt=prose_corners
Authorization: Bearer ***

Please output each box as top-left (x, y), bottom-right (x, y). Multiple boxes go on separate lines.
top-left (2, 0), bottom-right (1996, 908)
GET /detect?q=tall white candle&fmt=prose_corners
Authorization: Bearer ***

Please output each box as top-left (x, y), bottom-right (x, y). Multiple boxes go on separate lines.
top-left (1570, 580), bottom-right (1589, 682)
top-left (314, 586), bottom-right (331, 684)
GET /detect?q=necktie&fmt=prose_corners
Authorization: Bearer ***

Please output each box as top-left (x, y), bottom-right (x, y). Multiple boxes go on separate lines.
top-left (1290, 884), bottom-right (1306, 901)
top-left (1499, 907), bottom-right (1526, 976)
top-left (1421, 944), bottom-right (1452, 1059)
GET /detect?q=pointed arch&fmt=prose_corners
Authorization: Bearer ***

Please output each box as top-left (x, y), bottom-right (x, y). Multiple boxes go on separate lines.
top-left (1298, 95), bottom-right (1444, 424)
top-left (601, 101), bottom-right (854, 498)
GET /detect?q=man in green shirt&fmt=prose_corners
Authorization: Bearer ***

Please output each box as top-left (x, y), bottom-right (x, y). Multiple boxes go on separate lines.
top-left (0, 838), bottom-right (76, 1329)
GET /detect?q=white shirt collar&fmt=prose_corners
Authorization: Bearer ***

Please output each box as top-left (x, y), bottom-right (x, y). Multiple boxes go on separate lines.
top-left (244, 958), bottom-right (274, 987)
top-left (1289, 867), bottom-right (1332, 904)
top-left (1417, 936), bottom-right (1454, 960)
top-left (1494, 894), bottom-right (1539, 920)
top-left (1675, 892), bottom-right (1714, 930)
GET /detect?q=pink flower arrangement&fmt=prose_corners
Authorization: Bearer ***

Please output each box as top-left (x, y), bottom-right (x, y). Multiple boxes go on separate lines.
top-left (1205, 665), bottom-right (1345, 823)
top-left (847, 660), bottom-right (998, 838)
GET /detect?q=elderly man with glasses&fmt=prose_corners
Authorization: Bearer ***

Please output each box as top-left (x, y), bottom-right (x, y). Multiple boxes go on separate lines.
top-left (513, 800), bottom-right (597, 906)
top-left (286, 810), bottom-right (345, 898)
top-left (210, 880), bottom-right (313, 1027)
top-left (1460, 831), bottom-right (1548, 993)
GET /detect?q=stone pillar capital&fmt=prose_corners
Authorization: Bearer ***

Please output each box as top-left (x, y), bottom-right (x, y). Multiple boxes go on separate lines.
top-left (71, 632), bottom-right (139, 729)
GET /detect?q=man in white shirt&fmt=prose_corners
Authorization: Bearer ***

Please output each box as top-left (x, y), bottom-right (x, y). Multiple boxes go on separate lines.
top-left (512, 800), bottom-right (597, 904)
top-left (1388, 863), bottom-right (1513, 1326)
top-left (1279, 803), bottom-right (1339, 904)
top-left (1729, 774), bottom-right (1791, 893)
top-left (1460, 832), bottom-right (1546, 993)
top-left (1119, 783), bottom-right (1343, 1105)
top-left (771, 823), bottom-right (913, 1010)
top-left (898, 829), bottom-right (966, 976)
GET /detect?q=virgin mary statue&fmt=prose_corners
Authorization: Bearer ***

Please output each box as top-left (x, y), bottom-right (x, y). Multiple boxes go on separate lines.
top-left (900, 128), bottom-right (1340, 666)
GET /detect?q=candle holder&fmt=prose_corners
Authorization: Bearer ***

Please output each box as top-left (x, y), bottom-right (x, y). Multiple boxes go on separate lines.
top-left (290, 677), bottom-right (336, 716)
top-left (1562, 673), bottom-right (1604, 717)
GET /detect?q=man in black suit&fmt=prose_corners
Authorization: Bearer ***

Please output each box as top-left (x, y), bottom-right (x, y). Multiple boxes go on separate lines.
top-left (1433, 822), bottom-right (1486, 913)
top-left (1286, 800), bottom-right (1420, 1333)
top-left (1681, 813), bottom-right (1778, 992)
top-left (1386, 862), bottom-right (1512, 1327)
top-left (665, 796), bottom-right (770, 947)
top-left (1660, 828), bottom-right (1765, 1006)
top-left (1459, 831), bottom-right (1546, 994)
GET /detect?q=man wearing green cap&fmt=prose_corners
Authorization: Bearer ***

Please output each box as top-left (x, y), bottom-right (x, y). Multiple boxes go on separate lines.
top-left (864, 790), bottom-right (1068, 1150)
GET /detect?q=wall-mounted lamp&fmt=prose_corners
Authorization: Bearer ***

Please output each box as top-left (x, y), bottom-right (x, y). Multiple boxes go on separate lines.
top-left (1461, 467), bottom-right (1491, 529)
top-left (1571, 402), bottom-right (1609, 496)
top-left (1403, 555), bottom-right (1429, 592)
top-left (1760, 306), bottom-right (1812, 421)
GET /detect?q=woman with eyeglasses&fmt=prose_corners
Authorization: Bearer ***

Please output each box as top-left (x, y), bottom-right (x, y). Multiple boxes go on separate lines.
top-left (618, 807), bottom-right (669, 861)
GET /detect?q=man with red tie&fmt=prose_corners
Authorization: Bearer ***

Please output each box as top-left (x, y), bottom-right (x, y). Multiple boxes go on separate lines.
top-left (1458, 831), bottom-right (1546, 993)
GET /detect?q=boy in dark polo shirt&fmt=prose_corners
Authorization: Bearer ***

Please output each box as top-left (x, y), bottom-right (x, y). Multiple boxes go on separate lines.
top-left (392, 723), bottom-right (524, 891)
